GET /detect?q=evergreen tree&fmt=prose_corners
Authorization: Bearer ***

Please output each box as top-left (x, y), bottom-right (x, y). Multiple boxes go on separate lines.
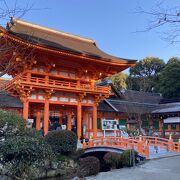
top-left (156, 57), bottom-right (180, 98)
top-left (127, 57), bottom-right (165, 92)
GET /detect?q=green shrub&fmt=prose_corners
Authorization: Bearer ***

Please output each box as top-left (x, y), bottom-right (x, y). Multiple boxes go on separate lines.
top-left (122, 149), bottom-right (138, 167)
top-left (0, 128), bottom-right (55, 179)
top-left (57, 154), bottom-right (71, 162)
top-left (0, 110), bottom-right (25, 139)
top-left (103, 152), bottom-right (123, 169)
top-left (71, 148), bottom-right (85, 161)
top-left (45, 130), bottom-right (77, 155)
top-left (77, 156), bottom-right (100, 178)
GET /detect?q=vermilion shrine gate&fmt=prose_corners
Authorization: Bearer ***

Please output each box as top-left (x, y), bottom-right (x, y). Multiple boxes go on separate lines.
top-left (0, 18), bottom-right (136, 139)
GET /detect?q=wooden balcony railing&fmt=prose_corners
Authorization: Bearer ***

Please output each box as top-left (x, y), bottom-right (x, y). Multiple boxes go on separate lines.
top-left (0, 75), bottom-right (111, 95)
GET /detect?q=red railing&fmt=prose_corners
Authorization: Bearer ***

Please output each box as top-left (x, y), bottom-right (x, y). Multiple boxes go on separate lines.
top-left (129, 136), bottom-right (180, 151)
top-left (83, 136), bottom-right (180, 158)
top-left (0, 75), bottom-right (111, 94)
top-left (0, 75), bottom-right (21, 90)
top-left (83, 137), bottom-right (149, 158)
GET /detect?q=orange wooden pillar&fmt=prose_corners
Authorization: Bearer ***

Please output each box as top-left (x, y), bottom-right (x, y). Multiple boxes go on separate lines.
top-left (36, 108), bottom-right (41, 130)
top-left (177, 124), bottom-right (180, 132)
top-left (168, 124), bottom-right (171, 132)
top-left (67, 108), bottom-right (72, 131)
top-left (91, 80), bottom-right (95, 90)
top-left (77, 80), bottom-right (80, 88)
top-left (23, 99), bottom-right (29, 121)
top-left (137, 135), bottom-right (143, 155)
top-left (159, 119), bottom-right (163, 132)
top-left (45, 75), bottom-right (49, 85)
top-left (44, 98), bottom-right (49, 135)
top-left (26, 72), bottom-right (31, 82)
top-left (77, 101), bottom-right (82, 140)
top-left (93, 103), bottom-right (97, 138)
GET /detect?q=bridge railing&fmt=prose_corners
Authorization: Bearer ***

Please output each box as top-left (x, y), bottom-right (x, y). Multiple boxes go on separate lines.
top-left (83, 136), bottom-right (180, 158)
top-left (130, 136), bottom-right (180, 152)
top-left (83, 137), bottom-right (150, 158)
top-left (174, 142), bottom-right (180, 152)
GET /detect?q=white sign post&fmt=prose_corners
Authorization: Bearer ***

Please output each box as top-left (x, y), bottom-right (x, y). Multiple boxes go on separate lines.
top-left (102, 119), bottom-right (118, 137)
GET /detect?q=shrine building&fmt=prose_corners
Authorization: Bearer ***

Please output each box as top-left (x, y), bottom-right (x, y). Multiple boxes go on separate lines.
top-left (0, 18), bottom-right (136, 139)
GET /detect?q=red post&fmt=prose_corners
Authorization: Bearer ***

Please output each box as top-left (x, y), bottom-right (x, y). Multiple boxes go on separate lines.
top-left (23, 99), bottom-right (29, 121)
top-left (178, 139), bottom-right (180, 152)
top-left (77, 101), bottom-right (82, 140)
top-left (26, 72), bottom-right (31, 82)
top-left (168, 134), bottom-right (174, 151)
top-left (93, 103), bottom-right (97, 138)
top-left (145, 144), bottom-right (149, 158)
top-left (77, 80), bottom-right (80, 88)
top-left (36, 108), bottom-right (41, 130)
top-left (44, 98), bottom-right (49, 135)
top-left (159, 119), bottom-right (163, 133)
top-left (89, 139), bottom-right (93, 147)
top-left (45, 75), bottom-right (49, 85)
top-left (137, 137), bottom-right (143, 155)
top-left (168, 124), bottom-right (171, 131)
top-left (67, 109), bottom-right (72, 131)
top-left (91, 80), bottom-right (95, 90)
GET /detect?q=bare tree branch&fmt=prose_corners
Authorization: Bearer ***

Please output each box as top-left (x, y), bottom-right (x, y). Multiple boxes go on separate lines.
top-left (0, 0), bottom-right (51, 99)
top-left (135, 0), bottom-right (180, 44)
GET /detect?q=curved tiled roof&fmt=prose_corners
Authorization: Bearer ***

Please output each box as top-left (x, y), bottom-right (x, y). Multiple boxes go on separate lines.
top-left (152, 103), bottom-right (180, 113)
top-left (120, 90), bottom-right (162, 104)
top-left (5, 17), bottom-right (136, 65)
top-left (97, 101), bottom-right (116, 112)
top-left (107, 99), bottom-right (159, 114)
top-left (97, 86), bottom-right (162, 114)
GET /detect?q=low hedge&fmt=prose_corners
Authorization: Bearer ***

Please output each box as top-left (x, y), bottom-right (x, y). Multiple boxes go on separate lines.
top-left (44, 130), bottom-right (77, 155)
top-left (103, 152), bottom-right (123, 169)
top-left (0, 128), bottom-right (55, 179)
top-left (0, 109), bottom-right (25, 138)
top-left (70, 148), bottom-right (85, 161)
top-left (77, 156), bottom-right (100, 177)
top-left (122, 149), bottom-right (138, 167)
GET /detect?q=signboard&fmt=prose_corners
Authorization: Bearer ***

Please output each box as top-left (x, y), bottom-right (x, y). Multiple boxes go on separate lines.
top-left (119, 125), bottom-right (126, 130)
top-left (28, 119), bottom-right (34, 123)
top-left (27, 119), bottom-right (34, 128)
top-left (61, 125), bottom-right (67, 130)
top-left (102, 119), bottom-right (118, 130)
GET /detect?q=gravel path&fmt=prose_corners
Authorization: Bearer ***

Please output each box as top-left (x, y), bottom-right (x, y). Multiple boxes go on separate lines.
top-left (86, 156), bottom-right (180, 180)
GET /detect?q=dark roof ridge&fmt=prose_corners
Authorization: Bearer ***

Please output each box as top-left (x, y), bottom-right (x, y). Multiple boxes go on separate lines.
top-left (159, 97), bottom-right (180, 104)
top-left (121, 89), bottom-right (161, 97)
top-left (8, 17), bottom-right (95, 44)
top-left (108, 99), bottom-right (160, 106)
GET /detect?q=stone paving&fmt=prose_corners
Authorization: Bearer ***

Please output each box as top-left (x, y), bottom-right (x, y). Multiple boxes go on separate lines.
top-left (86, 155), bottom-right (180, 180)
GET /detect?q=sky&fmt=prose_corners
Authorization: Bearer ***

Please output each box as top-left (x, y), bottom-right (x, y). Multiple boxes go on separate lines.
top-left (1, 0), bottom-right (180, 70)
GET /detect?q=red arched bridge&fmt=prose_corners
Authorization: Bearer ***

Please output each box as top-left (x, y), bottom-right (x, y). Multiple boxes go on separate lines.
top-left (83, 136), bottom-right (180, 159)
